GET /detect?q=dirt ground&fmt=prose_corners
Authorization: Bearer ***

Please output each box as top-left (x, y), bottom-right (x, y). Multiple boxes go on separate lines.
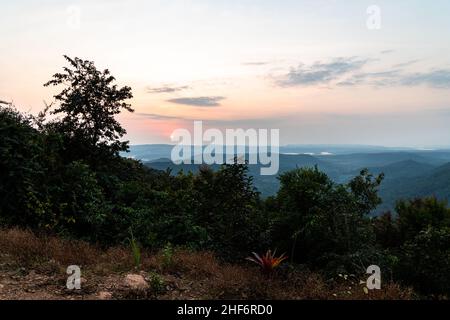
top-left (0, 228), bottom-right (415, 300)
top-left (0, 261), bottom-right (216, 300)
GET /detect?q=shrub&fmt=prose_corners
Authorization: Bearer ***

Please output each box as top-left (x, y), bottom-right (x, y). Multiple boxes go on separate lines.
top-left (395, 226), bottom-right (450, 295)
top-left (162, 242), bottom-right (174, 270)
top-left (271, 167), bottom-right (382, 271)
top-left (148, 272), bottom-right (166, 296)
top-left (396, 197), bottom-right (450, 242)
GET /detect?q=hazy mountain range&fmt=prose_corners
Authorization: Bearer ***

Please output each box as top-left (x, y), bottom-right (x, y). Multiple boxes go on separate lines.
top-left (123, 144), bottom-right (450, 213)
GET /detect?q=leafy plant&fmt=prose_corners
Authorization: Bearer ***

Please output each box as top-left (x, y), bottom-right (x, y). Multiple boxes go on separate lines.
top-left (127, 230), bottom-right (141, 269)
top-left (148, 272), bottom-right (166, 295)
top-left (162, 242), bottom-right (174, 270)
top-left (246, 249), bottom-right (288, 274)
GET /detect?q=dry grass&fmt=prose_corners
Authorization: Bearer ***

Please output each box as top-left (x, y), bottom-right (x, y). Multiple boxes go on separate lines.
top-left (0, 228), bottom-right (96, 267)
top-left (204, 264), bottom-right (412, 300)
top-left (0, 228), bottom-right (134, 273)
top-left (0, 228), bottom-right (414, 300)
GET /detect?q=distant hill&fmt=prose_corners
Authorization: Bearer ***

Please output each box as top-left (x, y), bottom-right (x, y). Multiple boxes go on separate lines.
top-left (317, 152), bottom-right (447, 171)
top-left (125, 144), bottom-right (436, 163)
top-left (129, 144), bottom-right (450, 213)
top-left (357, 160), bottom-right (436, 180)
top-left (122, 144), bottom-right (175, 162)
top-left (378, 162), bottom-right (450, 212)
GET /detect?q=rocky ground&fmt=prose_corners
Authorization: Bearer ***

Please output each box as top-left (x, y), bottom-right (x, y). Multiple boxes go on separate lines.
top-left (0, 263), bottom-right (217, 300)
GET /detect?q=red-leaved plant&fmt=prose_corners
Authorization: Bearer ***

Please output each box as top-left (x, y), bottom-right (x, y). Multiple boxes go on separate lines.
top-left (246, 249), bottom-right (288, 274)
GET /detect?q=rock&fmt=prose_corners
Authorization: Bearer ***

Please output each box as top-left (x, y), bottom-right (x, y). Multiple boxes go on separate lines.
top-left (98, 291), bottom-right (112, 300)
top-left (124, 274), bottom-right (149, 290)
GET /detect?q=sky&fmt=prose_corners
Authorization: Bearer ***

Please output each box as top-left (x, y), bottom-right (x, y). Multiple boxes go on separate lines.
top-left (1, 0), bottom-right (450, 147)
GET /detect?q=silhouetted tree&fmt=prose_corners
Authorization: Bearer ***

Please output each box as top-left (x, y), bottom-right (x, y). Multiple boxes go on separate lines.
top-left (44, 55), bottom-right (134, 166)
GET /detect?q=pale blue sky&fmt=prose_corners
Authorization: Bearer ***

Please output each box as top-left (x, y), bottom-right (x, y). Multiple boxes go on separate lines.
top-left (1, 0), bottom-right (450, 146)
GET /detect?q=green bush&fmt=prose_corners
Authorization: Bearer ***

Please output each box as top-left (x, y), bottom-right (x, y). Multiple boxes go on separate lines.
top-left (396, 226), bottom-right (450, 295)
top-left (271, 167), bottom-right (382, 271)
top-left (372, 197), bottom-right (450, 295)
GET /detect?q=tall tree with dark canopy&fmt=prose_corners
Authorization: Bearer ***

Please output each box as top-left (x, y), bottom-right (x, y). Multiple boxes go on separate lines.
top-left (44, 56), bottom-right (134, 166)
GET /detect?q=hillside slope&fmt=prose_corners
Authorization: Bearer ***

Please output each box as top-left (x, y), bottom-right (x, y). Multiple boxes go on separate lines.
top-left (378, 162), bottom-right (450, 211)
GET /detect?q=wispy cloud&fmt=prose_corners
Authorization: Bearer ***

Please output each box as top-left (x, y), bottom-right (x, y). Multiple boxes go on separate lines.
top-left (242, 61), bottom-right (269, 66)
top-left (338, 68), bottom-right (450, 89)
top-left (401, 70), bottom-right (450, 88)
top-left (380, 49), bottom-right (395, 55)
top-left (281, 55), bottom-right (449, 89)
top-left (146, 85), bottom-right (190, 94)
top-left (277, 57), bottom-right (369, 87)
top-left (136, 113), bottom-right (186, 120)
top-left (135, 113), bottom-right (283, 125)
top-left (337, 70), bottom-right (402, 87)
top-left (167, 96), bottom-right (225, 107)
top-left (392, 59), bottom-right (420, 69)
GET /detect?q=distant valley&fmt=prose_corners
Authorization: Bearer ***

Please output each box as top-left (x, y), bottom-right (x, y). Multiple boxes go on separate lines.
top-left (124, 144), bottom-right (450, 214)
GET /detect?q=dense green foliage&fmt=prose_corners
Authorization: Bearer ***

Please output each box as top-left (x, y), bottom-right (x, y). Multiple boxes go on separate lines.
top-left (1, 57), bottom-right (449, 297)
top-left (269, 167), bottom-right (383, 272)
top-left (374, 198), bottom-right (450, 295)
